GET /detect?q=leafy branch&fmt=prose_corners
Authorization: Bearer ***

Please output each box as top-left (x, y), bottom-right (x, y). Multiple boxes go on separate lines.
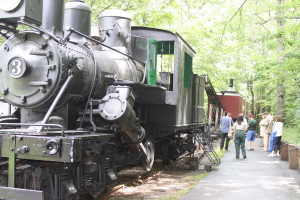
top-left (211, 0), bottom-right (248, 57)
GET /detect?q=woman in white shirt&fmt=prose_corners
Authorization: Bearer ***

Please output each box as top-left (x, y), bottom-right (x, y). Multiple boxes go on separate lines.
top-left (233, 115), bottom-right (248, 159)
top-left (268, 115), bottom-right (283, 157)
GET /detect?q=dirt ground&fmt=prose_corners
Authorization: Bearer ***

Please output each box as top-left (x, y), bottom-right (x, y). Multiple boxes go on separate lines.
top-left (102, 161), bottom-right (206, 200)
top-left (99, 141), bottom-right (220, 200)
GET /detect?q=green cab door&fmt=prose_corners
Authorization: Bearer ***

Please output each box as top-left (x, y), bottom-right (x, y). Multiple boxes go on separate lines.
top-left (147, 38), bottom-right (157, 85)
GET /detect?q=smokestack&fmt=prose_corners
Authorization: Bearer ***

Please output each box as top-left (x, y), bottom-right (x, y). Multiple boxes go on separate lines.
top-left (42, 0), bottom-right (65, 34)
top-left (228, 79), bottom-right (234, 91)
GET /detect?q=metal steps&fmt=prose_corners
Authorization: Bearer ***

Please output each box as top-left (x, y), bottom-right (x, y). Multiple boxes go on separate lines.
top-left (193, 127), bottom-right (220, 166)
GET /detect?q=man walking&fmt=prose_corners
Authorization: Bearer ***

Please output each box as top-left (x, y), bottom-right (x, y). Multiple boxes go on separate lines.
top-left (220, 113), bottom-right (232, 151)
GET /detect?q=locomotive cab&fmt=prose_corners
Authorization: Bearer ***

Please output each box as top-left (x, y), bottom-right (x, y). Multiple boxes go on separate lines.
top-left (131, 27), bottom-right (205, 130)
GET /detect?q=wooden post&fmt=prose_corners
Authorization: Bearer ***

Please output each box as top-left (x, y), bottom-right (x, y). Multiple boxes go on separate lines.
top-left (289, 145), bottom-right (298, 169)
top-left (280, 142), bottom-right (288, 161)
top-left (215, 107), bottom-right (219, 129)
top-left (204, 164), bottom-right (212, 172)
top-left (298, 148), bottom-right (300, 171)
top-left (220, 108), bottom-right (224, 118)
top-left (208, 104), bottom-right (213, 127)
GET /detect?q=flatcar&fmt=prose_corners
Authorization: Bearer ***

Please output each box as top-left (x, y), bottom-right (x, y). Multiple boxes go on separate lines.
top-left (0, 0), bottom-right (208, 199)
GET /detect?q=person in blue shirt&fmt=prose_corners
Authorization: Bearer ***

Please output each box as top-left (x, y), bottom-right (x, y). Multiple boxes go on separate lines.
top-left (220, 113), bottom-right (232, 151)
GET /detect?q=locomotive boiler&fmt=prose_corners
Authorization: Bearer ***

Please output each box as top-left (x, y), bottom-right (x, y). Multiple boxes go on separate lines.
top-left (0, 0), bottom-right (209, 199)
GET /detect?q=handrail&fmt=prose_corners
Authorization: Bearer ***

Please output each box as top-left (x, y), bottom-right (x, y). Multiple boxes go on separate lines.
top-left (0, 123), bottom-right (65, 136)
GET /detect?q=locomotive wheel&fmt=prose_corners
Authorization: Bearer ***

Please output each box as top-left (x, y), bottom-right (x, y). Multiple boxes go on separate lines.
top-left (142, 139), bottom-right (155, 171)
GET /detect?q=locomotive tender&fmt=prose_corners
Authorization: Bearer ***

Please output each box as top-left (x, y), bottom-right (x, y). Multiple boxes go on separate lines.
top-left (0, 0), bottom-right (206, 199)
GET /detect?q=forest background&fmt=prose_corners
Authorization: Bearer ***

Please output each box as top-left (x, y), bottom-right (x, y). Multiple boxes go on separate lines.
top-left (1, 0), bottom-right (300, 144)
top-left (85, 0), bottom-right (300, 143)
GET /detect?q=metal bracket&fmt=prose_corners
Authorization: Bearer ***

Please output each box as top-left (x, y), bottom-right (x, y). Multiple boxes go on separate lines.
top-left (8, 135), bottom-right (16, 187)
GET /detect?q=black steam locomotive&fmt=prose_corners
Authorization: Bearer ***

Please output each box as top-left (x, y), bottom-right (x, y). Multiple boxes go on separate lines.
top-left (0, 0), bottom-right (208, 199)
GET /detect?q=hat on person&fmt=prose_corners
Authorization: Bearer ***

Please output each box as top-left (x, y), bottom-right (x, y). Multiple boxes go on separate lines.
top-left (249, 114), bottom-right (254, 118)
top-left (263, 112), bottom-right (269, 115)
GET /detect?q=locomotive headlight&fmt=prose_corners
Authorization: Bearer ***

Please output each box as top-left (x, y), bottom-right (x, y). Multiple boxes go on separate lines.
top-left (45, 140), bottom-right (60, 155)
top-left (0, 0), bottom-right (23, 12)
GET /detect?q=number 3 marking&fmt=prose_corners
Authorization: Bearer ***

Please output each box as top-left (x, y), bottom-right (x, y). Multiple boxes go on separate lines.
top-left (11, 60), bottom-right (22, 76)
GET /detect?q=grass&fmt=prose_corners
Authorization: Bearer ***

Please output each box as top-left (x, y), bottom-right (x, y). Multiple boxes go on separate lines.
top-left (282, 127), bottom-right (300, 146)
top-left (215, 146), bottom-right (226, 158)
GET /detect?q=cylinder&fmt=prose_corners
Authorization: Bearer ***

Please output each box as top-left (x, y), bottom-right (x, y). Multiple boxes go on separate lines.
top-left (98, 93), bottom-right (143, 152)
top-left (42, 0), bottom-right (65, 34)
top-left (98, 9), bottom-right (132, 55)
top-left (64, 0), bottom-right (92, 37)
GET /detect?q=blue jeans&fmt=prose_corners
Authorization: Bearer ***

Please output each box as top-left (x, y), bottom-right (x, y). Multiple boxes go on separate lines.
top-left (220, 132), bottom-right (230, 150)
top-left (269, 131), bottom-right (277, 152)
top-left (247, 130), bottom-right (256, 141)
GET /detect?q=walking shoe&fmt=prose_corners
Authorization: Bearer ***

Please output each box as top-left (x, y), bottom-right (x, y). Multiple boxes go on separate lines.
top-left (243, 156), bottom-right (247, 159)
top-left (236, 156), bottom-right (239, 159)
top-left (251, 148), bottom-right (254, 151)
top-left (267, 153), bottom-right (276, 157)
top-left (247, 149), bottom-right (252, 151)
top-left (276, 153), bottom-right (280, 157)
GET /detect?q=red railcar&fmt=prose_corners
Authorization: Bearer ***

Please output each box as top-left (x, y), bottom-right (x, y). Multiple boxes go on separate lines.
top-left (217, 92), bottom-right (246, 120)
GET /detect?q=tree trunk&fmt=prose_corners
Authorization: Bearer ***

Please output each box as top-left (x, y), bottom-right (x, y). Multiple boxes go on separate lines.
top-left (276, 0), bottom-right (285, 117)
top-left (247, 77), bottom-right (255, 115)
